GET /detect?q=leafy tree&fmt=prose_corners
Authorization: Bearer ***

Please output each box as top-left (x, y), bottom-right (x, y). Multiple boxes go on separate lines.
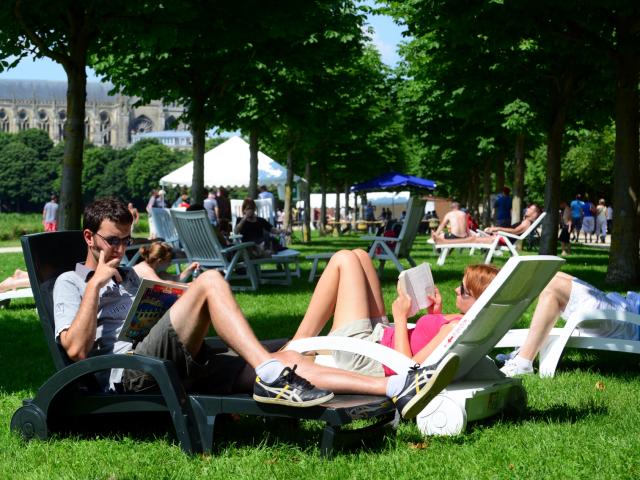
top-left (15, 128), bottom-right (53, 161)
top-left (126, 144), bottom-right (180, 205)
top-left (0, 142), bottom-right (38, 211)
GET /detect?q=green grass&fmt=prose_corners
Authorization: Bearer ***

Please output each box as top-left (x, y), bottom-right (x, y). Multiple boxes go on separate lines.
top-left (1, 233), bottom-right (639, 478)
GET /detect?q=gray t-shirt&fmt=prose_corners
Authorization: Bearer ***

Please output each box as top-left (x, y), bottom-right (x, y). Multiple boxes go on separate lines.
top-left (43, 201), bottom-right (58, 223)
top-left (53, 263), bottom-right (140, 388)
top-left (203, 197), bottom-right (218, 224)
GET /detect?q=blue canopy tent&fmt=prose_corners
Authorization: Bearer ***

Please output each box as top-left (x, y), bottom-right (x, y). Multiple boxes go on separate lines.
top-left (350, 172), bottom-right (436, 192)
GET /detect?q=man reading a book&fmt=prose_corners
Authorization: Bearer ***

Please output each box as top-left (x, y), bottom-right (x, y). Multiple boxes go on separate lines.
top-left (52, 197), bottom-right (458, 419)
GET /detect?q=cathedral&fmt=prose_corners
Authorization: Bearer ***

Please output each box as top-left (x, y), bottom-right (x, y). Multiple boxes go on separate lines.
top-left (0, 79), bottom-right (186, 148)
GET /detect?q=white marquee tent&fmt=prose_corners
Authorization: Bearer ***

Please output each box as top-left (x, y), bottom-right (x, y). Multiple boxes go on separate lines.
top-left (159, 135), bottom-right (303, 190)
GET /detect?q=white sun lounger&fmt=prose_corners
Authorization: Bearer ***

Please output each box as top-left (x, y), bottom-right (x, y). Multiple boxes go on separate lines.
top-left (287, 254), bottom-right (564, 435)
top-left (496, 308), bottom-right (640, 377)
top-left (431, 212), bottom-right (547, 266)
top-left (0, 288), bottom-right (34, 308)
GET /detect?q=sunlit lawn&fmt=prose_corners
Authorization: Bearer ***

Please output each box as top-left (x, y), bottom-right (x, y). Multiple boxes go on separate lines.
top-left (1, 230), bottom-right (639, 479)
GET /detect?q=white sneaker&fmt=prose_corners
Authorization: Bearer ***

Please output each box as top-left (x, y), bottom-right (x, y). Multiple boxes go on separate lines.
top-left (500, 358), bottom-right (534, 377)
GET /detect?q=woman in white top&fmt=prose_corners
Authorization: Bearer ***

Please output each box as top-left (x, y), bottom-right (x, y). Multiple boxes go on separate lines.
top-left (595, 198), bottom-right (608, 244)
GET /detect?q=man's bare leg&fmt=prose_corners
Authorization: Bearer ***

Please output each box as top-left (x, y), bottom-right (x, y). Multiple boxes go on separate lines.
top-left (168, 269), bottom-right (272, 368)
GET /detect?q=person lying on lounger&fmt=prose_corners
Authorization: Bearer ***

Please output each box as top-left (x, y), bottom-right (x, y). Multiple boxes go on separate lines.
top-left (431, 201), bottom-right (470, 241)
top-left (500, 272), bottom-right (640, 376)
top-left (291, 249), bottom-right (498, 375)
top-left (53, 197), bottom-right (458, 419)
top-left (132, 241), bottom-right (199, 283)
top-left (0, 269), bottom-right (30, 293)
top-left (432, 204), bottom-right (542, 245)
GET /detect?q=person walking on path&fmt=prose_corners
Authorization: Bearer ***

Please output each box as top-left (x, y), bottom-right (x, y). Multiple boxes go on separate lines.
top-left (581, 195), bottom-right (595, 243)
top-left (42, 195), bottom-right (59, 232)
top-left (595, 199), bottom-right (608, 244)
top-left (494, 187), bottom-right (512, 228)
top-left (569, 194), bottom-right (584, 242)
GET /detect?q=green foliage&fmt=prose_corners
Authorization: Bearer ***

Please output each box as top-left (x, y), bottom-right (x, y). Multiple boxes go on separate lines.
top-left (15, 128), bottom-right (53, 161)
top-left (126, 144), bottom-right (181, 204)
top-left (0, 142), bottom-right (42, 211)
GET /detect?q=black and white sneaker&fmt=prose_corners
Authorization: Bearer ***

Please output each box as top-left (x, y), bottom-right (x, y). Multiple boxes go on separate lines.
top-left (393, 353), bottom-right (460, 420)
top-left (253, 365), bottom-right (334, 407)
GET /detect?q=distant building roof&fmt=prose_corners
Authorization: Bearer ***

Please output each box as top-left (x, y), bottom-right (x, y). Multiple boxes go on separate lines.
top-left (137, 130), bottom-right (192, 139)
top-left (0, 79), bottom-right (118, 103)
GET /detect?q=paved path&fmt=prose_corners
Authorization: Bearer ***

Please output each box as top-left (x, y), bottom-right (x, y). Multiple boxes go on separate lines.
top-left (0, 247), bottom-right (22, 254)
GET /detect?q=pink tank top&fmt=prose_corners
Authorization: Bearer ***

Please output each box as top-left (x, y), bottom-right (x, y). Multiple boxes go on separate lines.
top-left (380, 313), bottom-right (461, 376)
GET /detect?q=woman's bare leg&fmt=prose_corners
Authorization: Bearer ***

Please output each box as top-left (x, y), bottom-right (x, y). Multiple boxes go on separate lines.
top-left (352, 248), bottom-right (386, 318)
top-left (292, 250), bottom-right (372, 340)
top-left (518, 272), bottom-right (573, 360)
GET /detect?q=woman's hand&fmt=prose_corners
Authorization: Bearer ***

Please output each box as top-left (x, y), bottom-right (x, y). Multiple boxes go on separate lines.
top-left (187, 262), bottom-right (200, 271)
top-left (427, 286), bottom-right (442, 314)
top-left (392, 292), bottom-right (412, 323)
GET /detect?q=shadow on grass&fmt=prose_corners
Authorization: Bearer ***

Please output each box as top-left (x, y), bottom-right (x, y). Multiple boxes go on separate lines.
top-left (47, 412), bottom-right (390, 457)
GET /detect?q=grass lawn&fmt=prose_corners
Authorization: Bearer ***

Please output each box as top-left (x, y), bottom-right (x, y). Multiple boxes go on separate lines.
top-left (1, 232), bottom-right (639, 479)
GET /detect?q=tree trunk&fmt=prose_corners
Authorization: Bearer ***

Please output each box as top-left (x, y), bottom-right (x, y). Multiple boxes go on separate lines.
top-left (248, 129), bottom-right (259, 199)
top-left (319, 170), bottom-right (327, 237)
top-left (334, 184), bottom-right (341, 237)
top-left (283, 145), bottom-right (295, 234)
top-left (495, 156), bottom-right (505, 193)
top-left (190, 97), bottom-right (206, 205)
top-left (60, 59), bottom-right (87, 230)
top-left (540, 74), bottom-right (573, 255)
top-left (607, 22), bottom-right (640, 284)
top-left (512, 134), bottom-right (525, 224)
top-left (302, 159), bottom-right (311, 242)
top-left (482, 158), bottom-right (491, 227)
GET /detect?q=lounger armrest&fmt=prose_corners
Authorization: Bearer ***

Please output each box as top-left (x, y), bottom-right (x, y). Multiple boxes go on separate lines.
top-left (497, 231), bottom-right (521, 240)
top-left (361, 235), bottom-right (398, 243)
top-left (221, 241), bottom-right (256, 254)
top-left (286, 336), bottom-right (415, 373)
top-left (568, 309), bottom-right (640, 326)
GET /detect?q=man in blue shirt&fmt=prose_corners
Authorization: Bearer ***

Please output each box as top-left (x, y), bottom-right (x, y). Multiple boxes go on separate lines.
top-left (569, 194), bottom-right (584, 242)
top-left (494, 187), bottom-right (512, 228)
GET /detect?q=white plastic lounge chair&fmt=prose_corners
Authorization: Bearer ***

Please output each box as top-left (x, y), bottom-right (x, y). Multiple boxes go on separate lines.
top-left (287, 254), bottom-right (564, 435)
top-left (432, 212), bottom-right (547, 266)
top-left (361, 196), bottom-right (427, 275)
top-left (0, 287), bottom-right (33, 308)
top-left (496, 308), bottom-right (640, 377)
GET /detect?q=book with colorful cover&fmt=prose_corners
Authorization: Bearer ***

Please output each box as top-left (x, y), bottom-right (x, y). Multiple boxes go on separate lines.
top-left (118, 279), bottom-right (188, 343)
top-left (397, 263), bottom-right (435, 317)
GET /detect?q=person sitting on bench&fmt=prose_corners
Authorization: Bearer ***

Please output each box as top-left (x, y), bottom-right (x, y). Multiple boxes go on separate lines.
top-left (53, 197), bottom-right (457, 419)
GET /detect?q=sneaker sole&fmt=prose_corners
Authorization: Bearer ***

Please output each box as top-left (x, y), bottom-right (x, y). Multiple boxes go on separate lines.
top-left (401, 353), bottom-right (460, 420)
top-left (253, 392), bottom-right (335, 408)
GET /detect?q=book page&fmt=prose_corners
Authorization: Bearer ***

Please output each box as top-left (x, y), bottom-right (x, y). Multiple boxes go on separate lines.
top-left (118, 279), bottom-right (188, 343)
top-left (397, 263), bottom-right (435, 317)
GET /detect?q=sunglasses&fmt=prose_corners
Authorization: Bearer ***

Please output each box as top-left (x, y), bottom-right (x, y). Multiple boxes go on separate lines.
top-left (459, 281), bottom-right (472, 298)
top-left (94, 232), bottom-right (132, 248)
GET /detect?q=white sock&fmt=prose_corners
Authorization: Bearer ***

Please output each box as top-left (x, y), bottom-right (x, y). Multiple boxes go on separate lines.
top-left (386, 371), bottom-right (408, 398)
top-left (255, 359), bottom-right (285, 383)
top-left (514, 355), bottom-right (533, 370)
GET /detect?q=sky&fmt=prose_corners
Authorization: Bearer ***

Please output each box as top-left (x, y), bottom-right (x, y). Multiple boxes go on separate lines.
top-left (0, 8), bottom-right (406, 82)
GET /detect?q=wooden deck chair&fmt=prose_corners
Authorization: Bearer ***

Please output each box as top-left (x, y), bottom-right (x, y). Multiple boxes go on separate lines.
top-left (432, 212), bottom-right (547, 266)
top-left (362, 196), bottom-right (426, 275)
top-left (496, 307), bottom-right (640, 378)
top-left (286, 255), bottom-right (564, 435)
top-left (10, 231), bottom-right (396, 457)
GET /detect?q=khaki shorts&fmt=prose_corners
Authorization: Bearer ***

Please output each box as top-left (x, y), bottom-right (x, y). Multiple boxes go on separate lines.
top-left (121, 311), bottom-right (253, 394)
top-left (327, 318), bottom-right (387, 377)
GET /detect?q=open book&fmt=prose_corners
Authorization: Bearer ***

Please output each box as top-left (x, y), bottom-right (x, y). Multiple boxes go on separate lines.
top-left (397, 263), bottom-right (435, 317)
top-left (118, 279), bottom-right (188, 343)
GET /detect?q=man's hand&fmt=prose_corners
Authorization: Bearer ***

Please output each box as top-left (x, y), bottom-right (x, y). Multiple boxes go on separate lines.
top-left (89, 250), bottom-right (122, 289)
